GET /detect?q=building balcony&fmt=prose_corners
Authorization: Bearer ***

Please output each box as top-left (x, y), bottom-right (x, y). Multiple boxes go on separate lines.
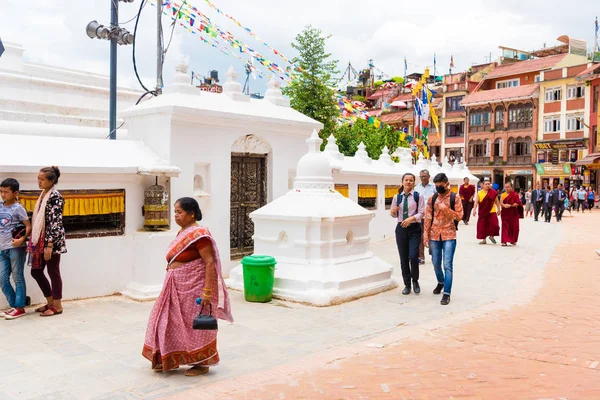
top-left (469, 156), bottom-right (491, 165)
top-left (507, 155), bottom-right (533, 165)
top-left (508, 121), bottom-right (533, 131)
top-left (445, 132), bottom-right (465, 139)
top-left (492, 158), bottom-right (505, 166)
top-left (443, 82), bottom-right (469, 93)
top-left (469, 125), bottom-right (491, 133)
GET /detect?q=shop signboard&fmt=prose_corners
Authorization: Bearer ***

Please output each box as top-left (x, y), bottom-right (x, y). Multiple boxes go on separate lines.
top-left (534, 140), bottom-right (587, 150)
top-left (536, 163), bottom-right (571, 176)
top-left (506, 170), bottom-right (533, 175)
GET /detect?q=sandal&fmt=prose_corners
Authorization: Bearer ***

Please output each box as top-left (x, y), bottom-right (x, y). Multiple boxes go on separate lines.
top-left (185, 366), bottom-right (209, 377)
top-left (489, 236), bottom-right (497, 244)
top-left (479, 240), bottom-right (487, 245)
top-left (501, 243), bottom-right (507, 247)
top-left (40, 306), bottom-right (63, 317)
top-left (35, 305), bottom-right (50, 313)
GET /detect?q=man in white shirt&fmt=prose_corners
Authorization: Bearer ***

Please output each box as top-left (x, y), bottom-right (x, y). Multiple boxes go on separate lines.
top-left (415, 170), bottom-right (436, 264)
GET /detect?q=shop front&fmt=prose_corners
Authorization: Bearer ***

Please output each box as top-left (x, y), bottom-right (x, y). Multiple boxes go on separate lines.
top-left (535, 163), bottom-right (573, 189)
top-left (576, 152), bottom-right (600, 192)
top-left (505, 169), bottom-right (534, 191)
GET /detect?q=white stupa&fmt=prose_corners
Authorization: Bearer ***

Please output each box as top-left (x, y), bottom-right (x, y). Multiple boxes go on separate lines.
top-left (227, 130), bottom-right (398, 306)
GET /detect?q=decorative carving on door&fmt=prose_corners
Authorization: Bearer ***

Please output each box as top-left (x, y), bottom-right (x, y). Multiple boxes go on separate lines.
top-left (230, 154), bottom-right (267, 258)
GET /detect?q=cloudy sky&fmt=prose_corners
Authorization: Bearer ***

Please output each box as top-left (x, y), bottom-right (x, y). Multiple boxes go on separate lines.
top-left (0, 0), bottom-right (597, 94)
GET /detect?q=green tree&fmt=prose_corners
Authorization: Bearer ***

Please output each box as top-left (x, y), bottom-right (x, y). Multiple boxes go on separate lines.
top-left (333, 119), bottom-right (409, 160)
top-left (283, 26), bottom-right (339, 140)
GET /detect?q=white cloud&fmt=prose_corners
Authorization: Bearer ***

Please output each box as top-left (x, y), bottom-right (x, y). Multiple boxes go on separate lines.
top-left (1, 0), bottom-right (597, 93)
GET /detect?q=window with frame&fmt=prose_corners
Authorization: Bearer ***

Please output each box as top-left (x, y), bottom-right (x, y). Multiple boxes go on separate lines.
top-left (357, 184), bottom-right (377, 210)
top-left (567, 85), bottom-right (585, 99)
top-left (544, 117), bottom-right (561, 132)
top-left (508, 103), bottom-right (533, 130)
top-left (469, 140), bottom-right (487, 157)
top-left (384, 185), bottom-right (400, 210)
top-left (566, 115), bottom-right (584, 131)
top-left (446, 96), bottom-right (464, 112)
top-left (545, 87), bottom-right (562, 102)
top-left (559, 150), bottom-right (568, 162)
top-left (469, 108), bottom-right (491, 132)
top-left (493, 138), bottom-right (504, 157)
top-left (495, 107), bottom-right (505, 127)
top-left (508, 137), bottom-right (532, 156)
top-left (445, 122), bottom-right (464, 137)
top-left (534, 75), bottom-right (541, 83)
top-left (569, 150), bottom-right (579, 162)
top-left (496, 79), bottom-right (520, 89)
top-left (594, 85), bottom-right (599, 113)
top-left (446, 148), bottom-right (462, 162)
top-left (537, 152), bottom-right (547, 163)
top-left (19, 189), bottom-right (126, 239)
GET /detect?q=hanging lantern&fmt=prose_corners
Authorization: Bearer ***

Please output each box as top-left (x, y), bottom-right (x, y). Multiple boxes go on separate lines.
top-left (143, 177), bottom-right (169, 230)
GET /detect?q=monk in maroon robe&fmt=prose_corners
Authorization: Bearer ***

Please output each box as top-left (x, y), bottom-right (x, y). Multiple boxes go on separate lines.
top-left (459, 177), bottom-right (476, 225)
top-left (473, 180), bottom-right (501, 245)
top-left (500, 182), bottom-right (523, 246)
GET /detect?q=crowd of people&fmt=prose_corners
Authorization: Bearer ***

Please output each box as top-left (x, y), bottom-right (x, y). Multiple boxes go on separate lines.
top-left (389, 172), bottom-right (597, 307)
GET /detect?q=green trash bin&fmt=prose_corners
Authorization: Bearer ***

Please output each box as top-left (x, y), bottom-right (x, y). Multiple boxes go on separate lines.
top-left (241, 255), bottom-right (276, 303)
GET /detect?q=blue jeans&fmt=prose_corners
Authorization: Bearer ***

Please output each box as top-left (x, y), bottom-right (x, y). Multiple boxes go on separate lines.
top-left (0, 247), bottom-right (27, 308)
top-left (430, 239), bottom-right (456, 295)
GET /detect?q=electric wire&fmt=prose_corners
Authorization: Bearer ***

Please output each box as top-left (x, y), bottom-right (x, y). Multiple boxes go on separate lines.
top-left (106, 121), bottom-right (126, 139)
top-left (120, 0), bottom-right (147, 25)
top-left (132, 0), bottom-right (156, 95)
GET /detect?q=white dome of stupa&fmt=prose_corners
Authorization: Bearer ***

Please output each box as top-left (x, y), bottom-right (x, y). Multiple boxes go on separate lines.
top-left (294, 130), bottom-right (334, 190)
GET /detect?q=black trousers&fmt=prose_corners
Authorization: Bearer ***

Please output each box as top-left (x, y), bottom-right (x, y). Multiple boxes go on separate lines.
top-left (556, 203), bottom-right (565, 221)
top-left (395, 223), bottom-right (421, 287)
top-left (543, 203), bottom-right (552, 222)
top-left (534, 201), bottom-right (542, 220)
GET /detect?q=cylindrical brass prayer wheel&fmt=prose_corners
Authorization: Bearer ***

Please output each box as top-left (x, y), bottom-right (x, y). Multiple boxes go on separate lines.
top-left (143, 183), bottom-right (169, 230)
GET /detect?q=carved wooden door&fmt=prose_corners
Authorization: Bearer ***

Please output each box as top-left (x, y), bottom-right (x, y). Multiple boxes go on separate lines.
top-left (230, 155), bottom-right (267, 258)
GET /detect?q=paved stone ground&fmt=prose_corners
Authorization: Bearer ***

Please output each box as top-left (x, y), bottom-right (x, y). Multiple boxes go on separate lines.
top-left (165, 212), bottom-right (600, 400)
top-left (0, 214), bottom-right (570, 400)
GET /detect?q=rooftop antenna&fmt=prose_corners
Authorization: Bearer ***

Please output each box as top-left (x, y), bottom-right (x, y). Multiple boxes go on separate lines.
top-left (242, 59), bottom-right (256, 95)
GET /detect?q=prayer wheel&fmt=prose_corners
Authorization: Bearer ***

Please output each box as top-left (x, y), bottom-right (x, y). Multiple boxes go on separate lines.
top-left (143, 178), bottom-right (169, 230)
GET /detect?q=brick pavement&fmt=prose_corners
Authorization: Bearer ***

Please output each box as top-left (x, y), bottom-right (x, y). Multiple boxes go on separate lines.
top-left (166, 212), bottom-right (600, 400)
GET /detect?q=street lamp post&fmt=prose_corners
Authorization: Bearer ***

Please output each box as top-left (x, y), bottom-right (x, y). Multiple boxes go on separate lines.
top-left (86, 0), bottom-right (135, 140)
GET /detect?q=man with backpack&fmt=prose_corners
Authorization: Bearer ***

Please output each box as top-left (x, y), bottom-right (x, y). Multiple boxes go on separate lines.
top-left (423, 173), bottom-right (463, 305)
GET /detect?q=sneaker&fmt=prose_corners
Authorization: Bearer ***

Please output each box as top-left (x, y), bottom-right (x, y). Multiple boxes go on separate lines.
top-left (433, 283), bottom-right (444, 295)
top-left (0, 308), bottom-right (14, 318)
top-left (4, 308), bottom-right (26, 320)
top-left (440, 294), bottom-right (451, 305)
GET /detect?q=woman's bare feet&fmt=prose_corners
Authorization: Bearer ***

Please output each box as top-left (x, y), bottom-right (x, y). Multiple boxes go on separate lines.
top-left (185, 365), bottom-right (209, 377)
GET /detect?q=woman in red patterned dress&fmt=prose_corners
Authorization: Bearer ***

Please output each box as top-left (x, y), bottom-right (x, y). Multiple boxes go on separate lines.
top-left (142, 197), bottom-right (233, 376)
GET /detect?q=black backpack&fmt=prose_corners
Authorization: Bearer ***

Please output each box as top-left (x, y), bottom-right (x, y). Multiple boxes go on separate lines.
top-left (430, 192), bottom-right (459, 230)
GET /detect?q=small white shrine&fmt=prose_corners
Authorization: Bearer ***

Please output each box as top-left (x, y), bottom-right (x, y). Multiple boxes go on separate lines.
top-left (227, 131), bottom-right (398, 306)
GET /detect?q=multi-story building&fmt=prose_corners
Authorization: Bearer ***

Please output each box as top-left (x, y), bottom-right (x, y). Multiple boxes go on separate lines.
top-left (535, 61), bottom-right (590, 189)
top-left (439, 64), bottom-right (493, 163)
top-left (462, 50), bottom-right (588, 190)
top-left (575, 64), bottom-right (600, 191)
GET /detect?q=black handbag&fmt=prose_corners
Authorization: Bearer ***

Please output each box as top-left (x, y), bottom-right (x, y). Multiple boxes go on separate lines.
top-left (11, 222), bottom-right (26, 240)
top-left (192, 300), bottom-right (218, 331)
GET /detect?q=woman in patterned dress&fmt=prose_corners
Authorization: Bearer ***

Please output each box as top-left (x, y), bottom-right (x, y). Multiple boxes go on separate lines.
top-left (29, 166), bottom-right (67, 317)
top-left (143, 197), bottom-right (233, 376)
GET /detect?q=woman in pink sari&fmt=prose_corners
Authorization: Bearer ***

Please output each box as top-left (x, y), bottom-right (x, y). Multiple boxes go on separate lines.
top-left (143, 197), bottom-right (233, 376)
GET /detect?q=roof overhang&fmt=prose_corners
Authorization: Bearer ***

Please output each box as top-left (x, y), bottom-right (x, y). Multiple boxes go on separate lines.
top-left (575, 152), bottom-right (600, 166)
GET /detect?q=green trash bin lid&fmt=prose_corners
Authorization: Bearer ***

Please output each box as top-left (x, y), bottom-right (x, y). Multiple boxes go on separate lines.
top-left (241, 254), bottom-right (277, 267)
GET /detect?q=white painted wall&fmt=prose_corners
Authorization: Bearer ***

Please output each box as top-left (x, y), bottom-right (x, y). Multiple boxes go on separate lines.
top-left (0, 172), bottom-right (157, 309)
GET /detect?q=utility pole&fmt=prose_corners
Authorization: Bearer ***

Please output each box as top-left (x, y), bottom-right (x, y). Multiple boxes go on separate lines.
top-left (156, 0), bottom-right (163, 94)
top-left (86, 0), bottom-right (135, 140)
top-left (109, 0), bottom-right (118, 140)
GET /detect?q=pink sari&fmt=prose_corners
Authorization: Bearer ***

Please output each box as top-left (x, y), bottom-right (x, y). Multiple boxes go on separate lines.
top-left (142, 225), bottom-right (233, 372)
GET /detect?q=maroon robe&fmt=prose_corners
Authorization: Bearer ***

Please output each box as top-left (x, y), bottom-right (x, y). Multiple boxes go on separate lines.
top-left (476, 189), bottom-right (500, 240)
top-left (501, 191), bottom-right (523, 244)
top-left (459, 184), bottom-right (476, 223)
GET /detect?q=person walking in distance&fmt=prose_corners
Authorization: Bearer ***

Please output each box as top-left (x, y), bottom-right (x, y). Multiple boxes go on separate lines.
top-left (542, 186), bottom-right (555, 223)
top-left (458, 177), bottom-right (475, 225)
top-left (553, 184), bottom-right (566, 222)
top-left (525, 188), bottom-right (533, 218)
top-left (587, 186), bottom-right (596, 211)
top-left (500, 182), bottom-right (523, 246)
top-left (577, 186), bottom-right (587, 212)
top-left (473, 179), bottom-right (501, 245)
top-left (423, 173), bottom-right (463, 306)
top-left (530, 183), bottom-right (544, 221)
top-left (391, 173), bottom-right (425, 295)
top-left (414, 170), bottom-right (435, 265)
